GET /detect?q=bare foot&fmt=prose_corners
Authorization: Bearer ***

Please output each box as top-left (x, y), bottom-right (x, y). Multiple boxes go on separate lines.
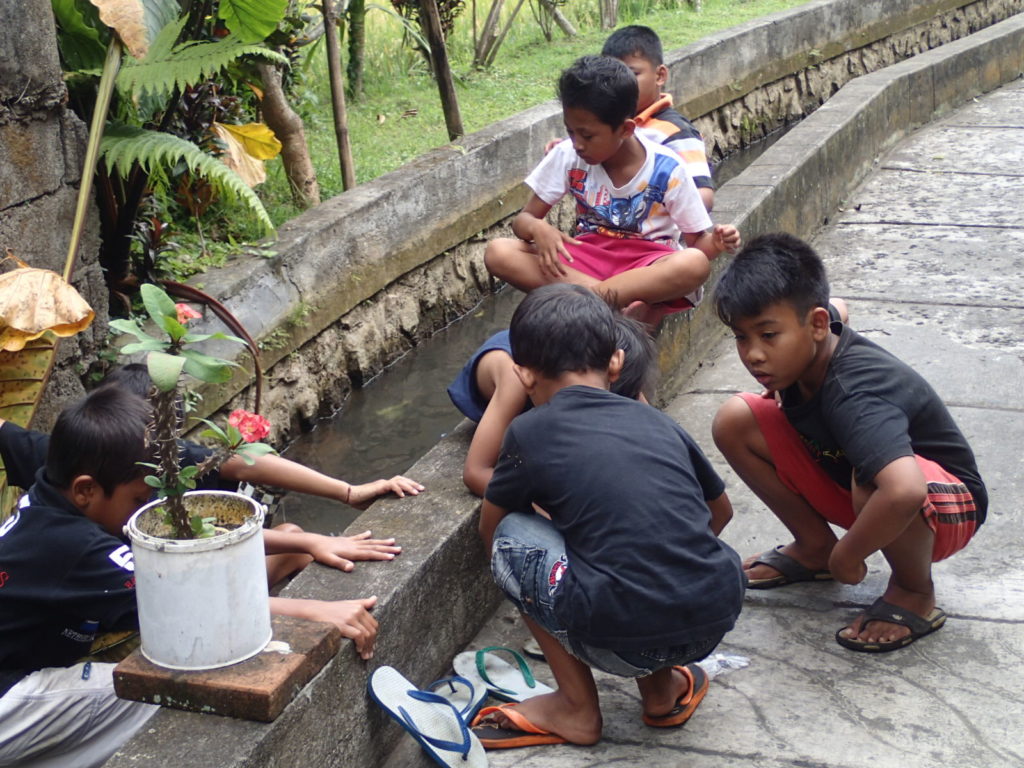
top-left (838, 586), bottom-right (936, 645)
top-left (742, 541), bottom-right (833, 583)
top-left (622, 300), bottom-right (671, 328)
top-left (480, 692), bottom-right (601, 745)
top-left (640, 666), bottom-right (692, 718)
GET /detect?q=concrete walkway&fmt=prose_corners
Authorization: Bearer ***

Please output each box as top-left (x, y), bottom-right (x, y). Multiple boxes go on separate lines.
top-left (457, 76), bottom-right (1024, 768)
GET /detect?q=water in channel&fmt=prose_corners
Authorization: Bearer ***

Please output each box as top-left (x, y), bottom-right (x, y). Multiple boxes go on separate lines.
top-left (277, 128), bottom-right (791, 533)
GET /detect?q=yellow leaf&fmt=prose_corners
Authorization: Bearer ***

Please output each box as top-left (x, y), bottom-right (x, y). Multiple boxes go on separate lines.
top-left (211, 122), bottom-right (267, 187)
top-left (216, 122), bottom-right (282, 161)
top-left (89, 0), bottom-right (149, 59)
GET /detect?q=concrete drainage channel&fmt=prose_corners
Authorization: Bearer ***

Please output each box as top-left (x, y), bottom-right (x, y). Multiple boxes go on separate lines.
top-left (107, 14), bottom-right (1024, 768)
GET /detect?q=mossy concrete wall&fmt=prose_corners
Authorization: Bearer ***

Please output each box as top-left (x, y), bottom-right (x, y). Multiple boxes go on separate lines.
top-left (182, 0), bottom-right (1023, 441)
top-left (108, 13), bottom-right (1024, 768)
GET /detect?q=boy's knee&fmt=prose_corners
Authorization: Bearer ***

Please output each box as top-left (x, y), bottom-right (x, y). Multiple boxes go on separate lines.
top-left (272, 522), bottom-right (304, 535)
top-left (484, 238), bottom-right (519, 274)
top-left (666, 250), bottom-right (711, 290)
top-left (711, 395), bottom-right (756, 451)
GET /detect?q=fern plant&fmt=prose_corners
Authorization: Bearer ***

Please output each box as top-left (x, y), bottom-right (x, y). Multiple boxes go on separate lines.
top-left (50, 0), bottom-right (291, 290)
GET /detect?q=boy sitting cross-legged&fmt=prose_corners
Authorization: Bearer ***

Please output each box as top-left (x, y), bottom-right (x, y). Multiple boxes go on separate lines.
top-left (0, 387), bottom-right (381, 767)
top-left (486, 55), bottom-right (740, 327)
top-left (711, 233), bottom-right (986, 652)
top-left (473, 284), bottom-right (744, 748)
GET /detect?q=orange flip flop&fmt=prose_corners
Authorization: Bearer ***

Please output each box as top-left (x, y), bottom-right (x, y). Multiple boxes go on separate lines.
top-left (642, 663), bottom-right (709, 728)
top-left (470, 703), bottom-right (568, 749)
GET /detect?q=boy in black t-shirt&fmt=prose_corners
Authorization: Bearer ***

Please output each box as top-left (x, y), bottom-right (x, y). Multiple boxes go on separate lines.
top-left (712, 233), bottom-right (986, 653)
top-left (0, 387), bottom-right (381, 766)
top-left (472, 284), bottom-right (744, 749)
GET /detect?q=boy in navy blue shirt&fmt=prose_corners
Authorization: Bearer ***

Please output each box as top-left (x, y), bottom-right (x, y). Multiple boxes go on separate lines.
top-left (0, 387), bottom-right (381, 766)
top-left (472, 284), bottom-right (743, 749)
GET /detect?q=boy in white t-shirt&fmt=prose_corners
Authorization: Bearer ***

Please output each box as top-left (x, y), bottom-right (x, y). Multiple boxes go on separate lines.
top-left (485, 55), bottom-right (740, 323)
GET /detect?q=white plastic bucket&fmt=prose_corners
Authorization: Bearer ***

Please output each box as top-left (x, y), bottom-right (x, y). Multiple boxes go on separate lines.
top-left (125, 491), bottom-right (272, 671)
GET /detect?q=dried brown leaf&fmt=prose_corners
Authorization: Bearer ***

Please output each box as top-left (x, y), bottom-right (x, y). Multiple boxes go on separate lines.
top-left (89, 0), bottom-right (149, 58)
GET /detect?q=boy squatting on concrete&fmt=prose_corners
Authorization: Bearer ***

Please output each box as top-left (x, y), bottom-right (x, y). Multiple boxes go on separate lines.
top-left (0, 387), bottom-right (395, 766)
top-left (711, 233), bottom-right (986, 652)
top-left (486, 55), bottom-right (740, 327)
top-left (472, 284), bottom-right (744, 747)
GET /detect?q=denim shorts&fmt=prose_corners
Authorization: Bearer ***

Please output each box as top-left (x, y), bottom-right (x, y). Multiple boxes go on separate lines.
top-left (490, 512), bottom-right (723, 678)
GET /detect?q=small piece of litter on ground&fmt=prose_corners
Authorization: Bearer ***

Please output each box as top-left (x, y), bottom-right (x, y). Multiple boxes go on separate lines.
top-left (697, 653), bottom-right (750, 680)
top-left (264, 641), bottom-right (292, 654)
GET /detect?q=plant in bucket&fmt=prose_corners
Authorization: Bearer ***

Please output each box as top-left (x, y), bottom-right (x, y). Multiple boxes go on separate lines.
top-left (111, 283), bottom-right (276, 671)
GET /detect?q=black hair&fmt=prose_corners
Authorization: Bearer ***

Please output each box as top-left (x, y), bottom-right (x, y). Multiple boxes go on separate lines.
top-left (558, 55), bottom-right (638, 129)
top-left (610, 313), bottom-right (656, 400)
top-left (104, 363), bottom-right (154, 399)
top-left (713, 232), bottom-right (830, 326)
top-left (47, 385), bottom-right (153, 495)
top-left (104, 362), bottom-right (187, 424)
top-left (510, 284), bottom-right (617, 378)
top-left (601, 25), bottom-right (664, 66)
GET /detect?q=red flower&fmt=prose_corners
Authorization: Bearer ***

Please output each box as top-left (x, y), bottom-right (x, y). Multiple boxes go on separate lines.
top-left (175, 303), bottom-right (202, 324)
top-left (228, 409), bottom-right (271, 443)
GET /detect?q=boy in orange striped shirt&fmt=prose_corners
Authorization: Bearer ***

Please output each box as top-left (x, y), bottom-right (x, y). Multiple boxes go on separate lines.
top-left (603, 25), bottom-right (715, 211)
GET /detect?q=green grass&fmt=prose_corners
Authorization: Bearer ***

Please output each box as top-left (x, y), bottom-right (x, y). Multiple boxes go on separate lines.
top-left (257, 0), bottom-right (812, 224)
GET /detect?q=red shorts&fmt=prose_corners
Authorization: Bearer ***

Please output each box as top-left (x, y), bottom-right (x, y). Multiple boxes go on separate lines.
top-left (563, 232), bottom-right (695, 313)
top-left (738, 392), bottom-right (977, 562)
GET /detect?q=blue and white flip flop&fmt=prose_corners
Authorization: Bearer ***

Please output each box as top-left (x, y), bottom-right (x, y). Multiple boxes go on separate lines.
top-left (426, 675), bottom-right (488, 723)
top-left (453, 646), bottom-right (554, 703)
top-left (368, 666), bottom-right (488, 767)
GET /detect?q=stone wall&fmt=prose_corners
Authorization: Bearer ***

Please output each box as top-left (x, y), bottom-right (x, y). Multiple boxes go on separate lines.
top-left (176, 0), bottom-right (1024, 443)
top-left (0, 0), bottom-right (107, 430)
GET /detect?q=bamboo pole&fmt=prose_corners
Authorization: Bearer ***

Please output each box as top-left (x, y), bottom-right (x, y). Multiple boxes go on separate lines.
top-left (323, 0), bottom-right (357, 190)
top-left (419, 0), bottom-right (464, 140)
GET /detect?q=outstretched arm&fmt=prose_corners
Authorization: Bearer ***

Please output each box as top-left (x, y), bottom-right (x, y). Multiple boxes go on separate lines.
top-left (263, 528), bottom-right (400, 571)
top-left (220, 453), bottom-right (423, 509)
top-left (269, 596), bottom-right (378, 659)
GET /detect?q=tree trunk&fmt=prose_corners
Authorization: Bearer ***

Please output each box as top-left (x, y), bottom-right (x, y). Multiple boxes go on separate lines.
top-left (346, 0), bottom-right (366, 100)
top-left (599, 0), bottom-right (618, 30)
top-left (482, 0), bottom-right (527, 68)
top-left (323, 0), bottom-right (357, 190)
top-left (257, 63), bottom-right (321, 208)
top-left (539, 0), bottom-right (575, 37)
top-left (473, 0), bottom-right (504, 68)
top-left (419, 0), bottom-right (464, 140)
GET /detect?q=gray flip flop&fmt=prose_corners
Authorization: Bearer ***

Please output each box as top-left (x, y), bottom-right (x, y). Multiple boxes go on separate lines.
top-left (746, 545), bottom-right (833, 589)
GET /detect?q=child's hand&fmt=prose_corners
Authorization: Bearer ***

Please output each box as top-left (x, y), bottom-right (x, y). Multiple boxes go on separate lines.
top-left (712, 224), bottom-right (741, 254)
top-left (306, 530), bottom-right (401, 571)
top-left (531, 223), bottom-right (579, 278)
top-left (348, 476), bottom-right (425, 509)
top-left (828, 548), bottom-right (867, 585)
top-left (317, 597), bottom-right (379, 660)
top-left (543, 137), bottom-right (563, 155)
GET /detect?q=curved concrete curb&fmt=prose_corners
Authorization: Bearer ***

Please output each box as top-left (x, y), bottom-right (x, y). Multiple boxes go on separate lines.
top-left (108, 15), bottom-right (1024, 768)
